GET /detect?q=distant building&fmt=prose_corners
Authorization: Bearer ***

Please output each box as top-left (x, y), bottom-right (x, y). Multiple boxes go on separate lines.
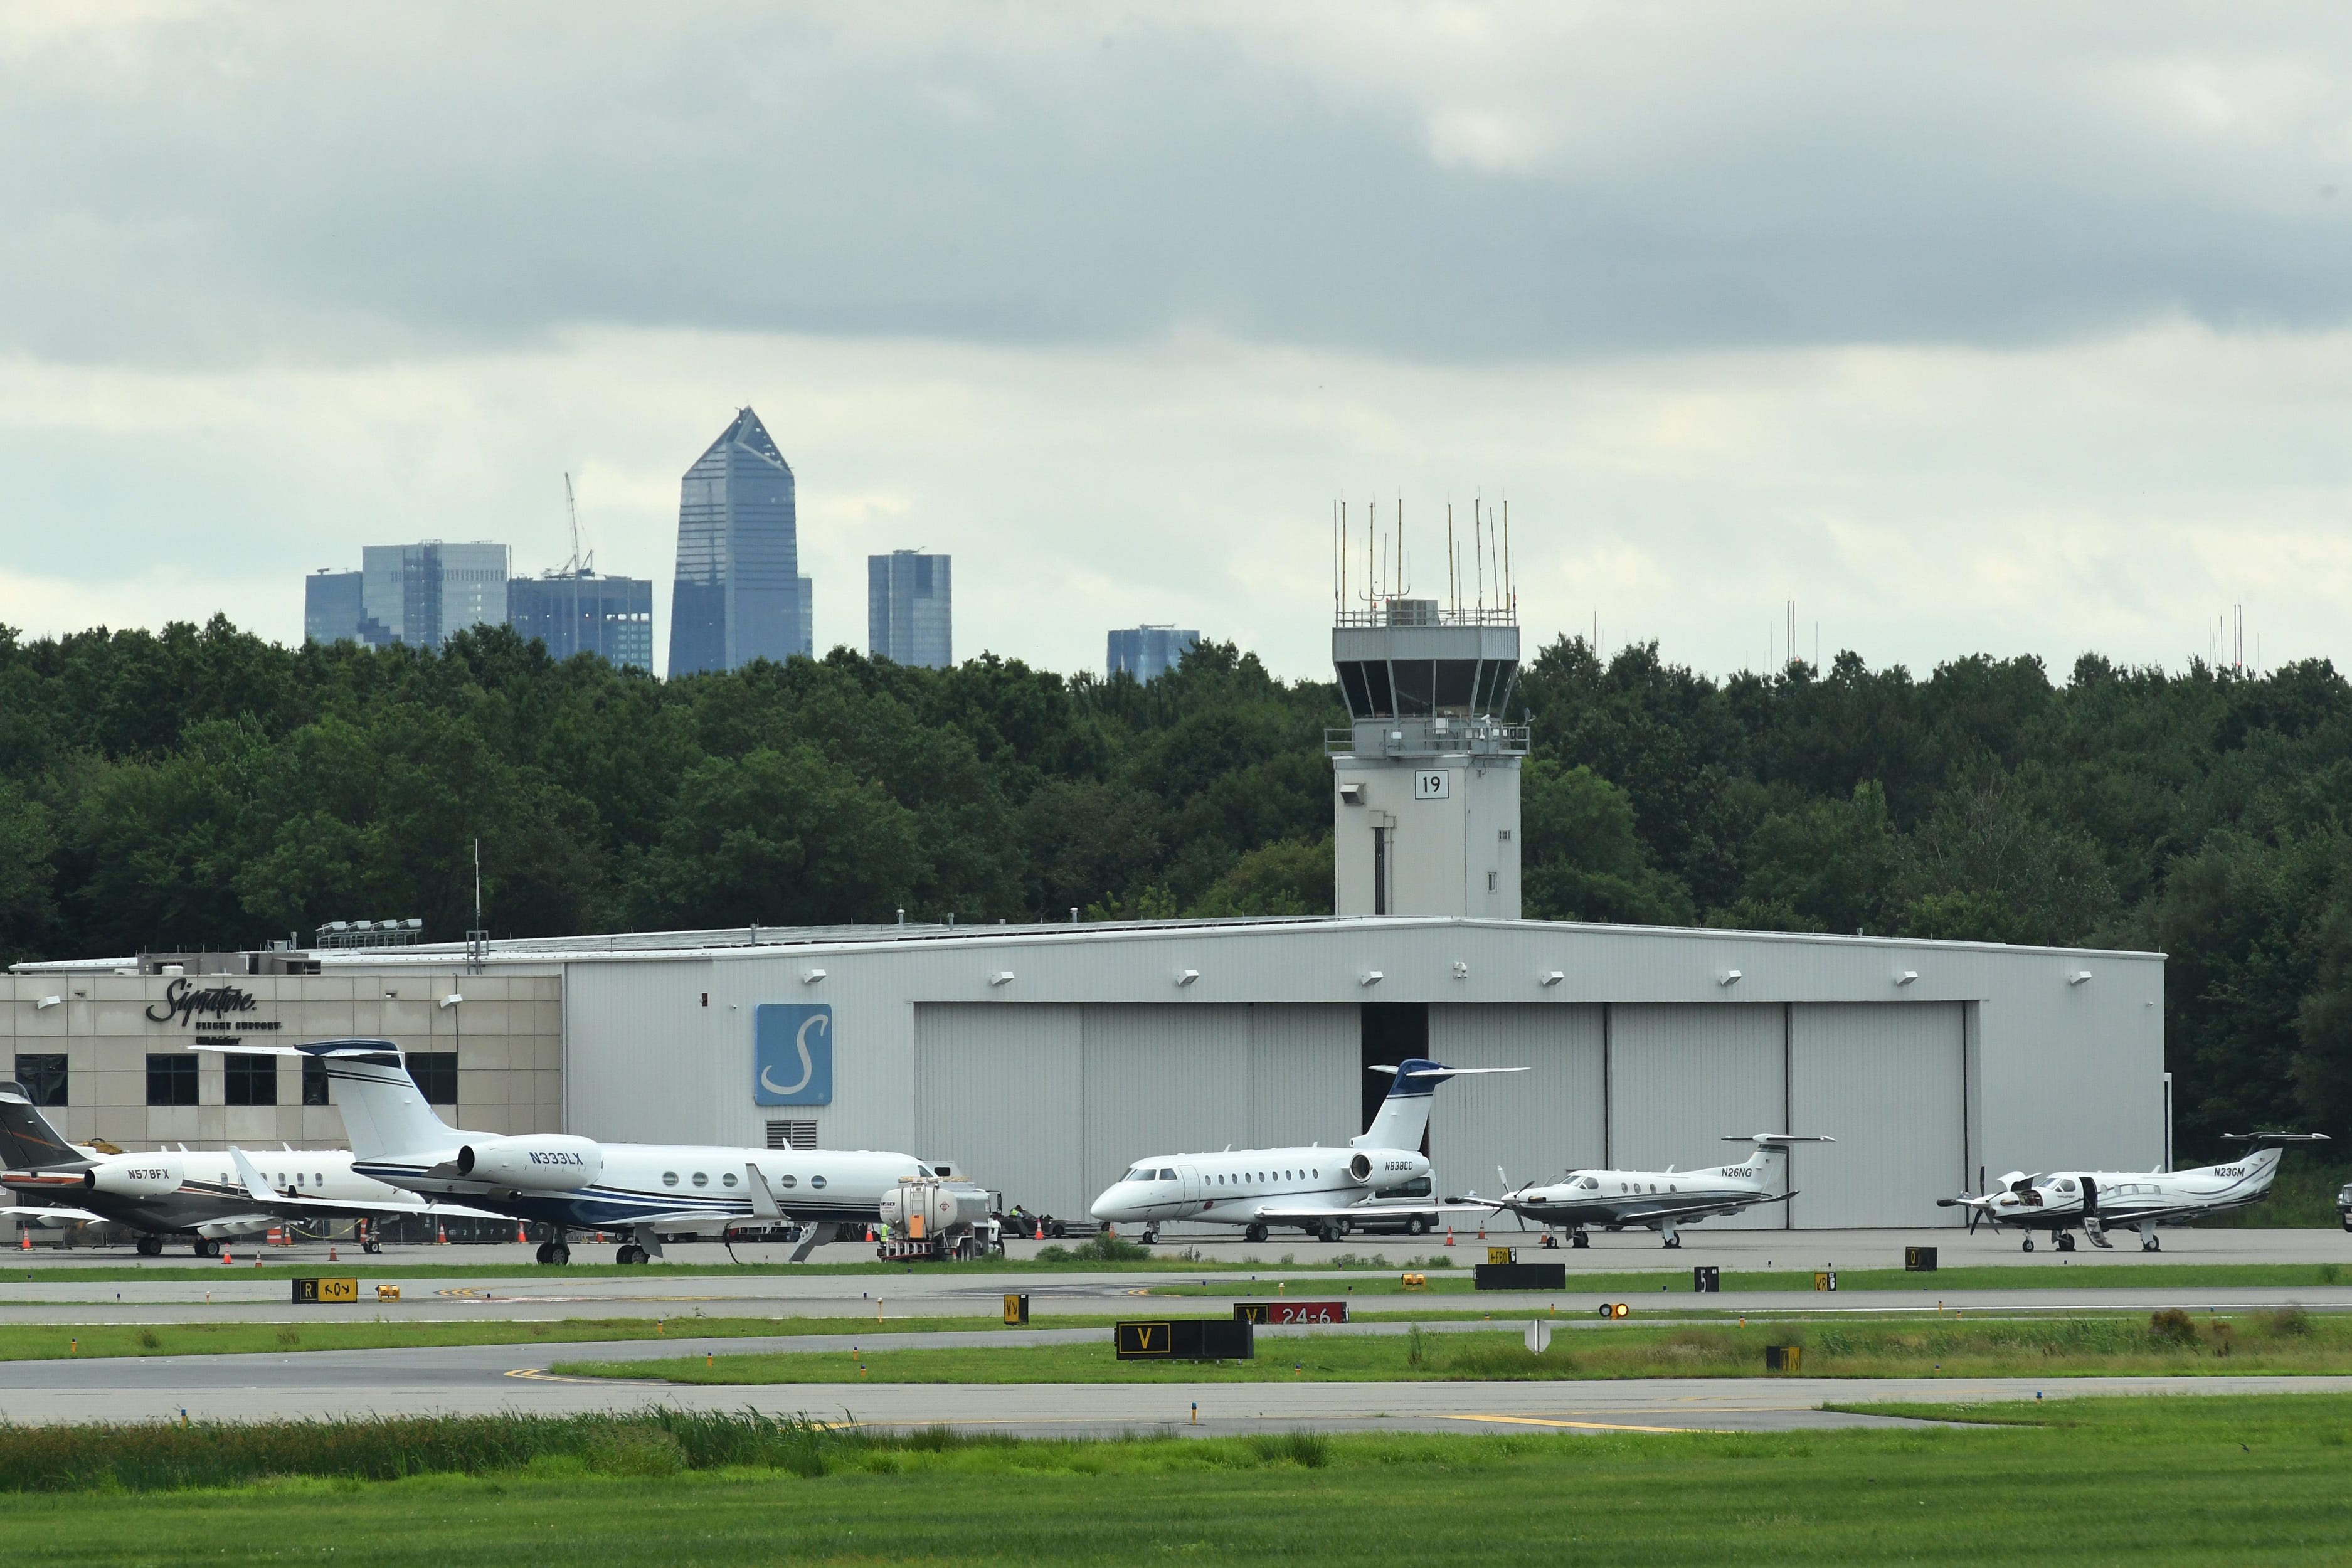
top-left (1107, 626), bottom-right (1200, 683)
top-left (669, 408), bottom-right (812, 675)
top-left (508, 573), bottom-right (655, 670)
top-left (303, 569), bottom-right (376, 646)
top-left (358, 542), bottom-right (511, 648)
top-left (867, 551), bottom-right (952, 669)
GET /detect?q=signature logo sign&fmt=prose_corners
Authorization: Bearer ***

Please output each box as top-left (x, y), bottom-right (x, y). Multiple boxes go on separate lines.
top-left (753, 1003), bottom-right (834, 1106)
top-left (145, 980), bottom-right (259, 1028)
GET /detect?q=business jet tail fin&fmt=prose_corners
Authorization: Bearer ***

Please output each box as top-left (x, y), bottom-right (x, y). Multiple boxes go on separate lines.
top-left (1353, 1059), bottom-right (1526, 1152)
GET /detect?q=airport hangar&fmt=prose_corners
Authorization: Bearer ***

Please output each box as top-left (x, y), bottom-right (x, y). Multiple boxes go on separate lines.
top-left (3, 597), bottom-right (2164, 1232)
top-left (5, 916), bottom-right (2164, 1232)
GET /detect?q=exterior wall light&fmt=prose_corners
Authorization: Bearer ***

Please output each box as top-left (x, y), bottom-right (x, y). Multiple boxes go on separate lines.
top-left (1538, 971), bottom-right (1564, 988)
top-left (1359, 970), bottom-right (1385, 987)
top-left (988, 971), bottom-right (1016, 987)
top-left (2067, 970), bottom-right (2092, 987)
top-left (437, 993), bottom-right (464, 1010)
top-left (1718, 970), bottom-right (1742, 987)
top-left (1451, 961), bottom-right (1470, 978)
top-left (1175, 970), bottom-right (1199, 987)
top-left (34, 995), bottom-right (61, 1010)
top-left (1894, 971), bottom-right (1918, 987)
top-left (802, 968), bottom-right (827, 985)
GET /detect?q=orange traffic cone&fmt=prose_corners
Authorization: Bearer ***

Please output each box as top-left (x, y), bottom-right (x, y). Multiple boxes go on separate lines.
top-left (1444, 1227), bottom-right (1455, 1246)
top-left (1476, 1223), bottom-right (1487, 1240)
top-left (17, 1231), bottom-right (27, 1251)
top-left (436, 1224), bottom-right (447, 1245)
top-left (221, 1251), bottom-right (233, 1265)
top-left (514, 1224), bottom-right (527, 1244)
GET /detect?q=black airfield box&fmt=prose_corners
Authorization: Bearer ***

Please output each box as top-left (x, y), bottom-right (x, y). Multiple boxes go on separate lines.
top-left (1691, 1266), bottom-right (1721, 1293)
top-left (1115, 1318), bottom-right (1254, 1360)
top-left (1474, 1263), bottom-right (1569, 1291)
top-left (1905, 1246), bottom-right (1939, 1272)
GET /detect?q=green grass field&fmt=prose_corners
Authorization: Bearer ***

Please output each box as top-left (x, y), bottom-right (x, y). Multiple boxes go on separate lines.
top-left (4, 1396), bottom-right (2350, 1565)
top-left (558, 1306), bottom-right (2352, 1385)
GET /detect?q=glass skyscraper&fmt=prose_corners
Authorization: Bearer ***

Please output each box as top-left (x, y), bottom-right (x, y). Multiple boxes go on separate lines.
top-left (867, 550), bottom-right (951, 669)
top-left (1107, 625), bottom-right (1200, 682)
top-left (669, 408), bottom-right (812, 675)
top-left (356, 542), bottom-right (511, 648)
top-left (508, 573), bottom-right (656, 670)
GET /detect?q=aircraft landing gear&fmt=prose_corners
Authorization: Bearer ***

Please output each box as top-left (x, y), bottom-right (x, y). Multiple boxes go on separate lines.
top-left (2057, 1233), bottom-right (2076, 1253)
top-left (616, 1243), bottom-right (648, 1264)
top-left (193, 1237), bottom-right (220, 1258)
top-left (534, 1240), bottom-right (571, 1265)
top-left (2141, 1232), bottom-right (2161, 1253)
top-left (1243, 1224), bottom-right (1269, 1244)
top-left (1661, 1235), bottom-right (1682, 1249)
top-left (2021, 1237), bottom-right (2035, 1252)
top-left (1570, 1231), bottom-right (1591, 1249)
top-left (1317, 1223), bottom-right (1341, 1244)
top-left (135, 1235), bottom-right (162, 1257)
top-left (1142, 1226), bottom-right (1160, 1246)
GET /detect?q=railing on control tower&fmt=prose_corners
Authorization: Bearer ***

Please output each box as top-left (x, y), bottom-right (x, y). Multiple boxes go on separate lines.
top-left (1327, 497), bottom-right (1527, 760)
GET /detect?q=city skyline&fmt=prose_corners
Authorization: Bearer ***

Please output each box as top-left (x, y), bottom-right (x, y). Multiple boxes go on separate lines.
top-left (3, 12), bottom-right (2349, 686)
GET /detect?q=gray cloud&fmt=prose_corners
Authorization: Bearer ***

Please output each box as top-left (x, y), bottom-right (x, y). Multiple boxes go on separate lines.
top-left (4, 4), bottom-right (2348, 368)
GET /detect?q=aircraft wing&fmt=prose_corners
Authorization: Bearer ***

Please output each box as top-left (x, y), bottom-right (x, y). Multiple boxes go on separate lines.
top-left (1248, 1200), bottom-right (1499, 1223)
top-left (225, 1148), bottom-right (507, 1224)
top-left (0, 1204), bottom-right (109, 1224)
top-left (1478, 1190), bottom-right (1790, 1225)
top-left (593, 1209), bottom-right (746, 1233)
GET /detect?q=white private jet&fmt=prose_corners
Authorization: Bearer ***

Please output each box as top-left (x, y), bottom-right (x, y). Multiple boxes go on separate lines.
top-left (209, 1040), bottom-right (948, 1265)
top-left (1475, 1135), bottom-right (1834, 1249)
top-left (0, 1081), bottom-right (501, 1255)
top-left (1937, 1132), bottom-right (2330, 1253)
top-left (1088, 1056), bottom-right (1525, 1243)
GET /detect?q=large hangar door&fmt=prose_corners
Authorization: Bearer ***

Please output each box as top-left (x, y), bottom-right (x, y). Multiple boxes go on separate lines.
top-left (1080, 1006), bottom-right (1254, 1217)
top-left (1246, 1007), bottom-right (1360, 1150)
top-left (1789, 1003), bottom-right (1964, 1228)
top-left (914, 1005), bottom-right (1083, 1217)
top-left (1609, 1004), bottom-right (1788, 1228)
top-left (1428, 1005), bottom-right (1602, 1218)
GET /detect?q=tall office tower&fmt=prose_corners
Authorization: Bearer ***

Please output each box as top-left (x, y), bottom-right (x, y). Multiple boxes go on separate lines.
top-left (866, 551), bottom-right (952, 669)
top-left (304, 569), bottom-right (366, 645)
top-left (1106, 625), bottom-right (1200, 682)
top-left (358, 542), bottom-right (512, 647)
top-left (507, 572), bottom-right (657, 670)
top-left (669, 407), bottom-right (812, 675)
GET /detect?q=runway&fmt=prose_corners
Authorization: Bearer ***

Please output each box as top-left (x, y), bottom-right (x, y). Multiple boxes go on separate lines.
top-left (3, 1322), bottom-right (2349, 1433)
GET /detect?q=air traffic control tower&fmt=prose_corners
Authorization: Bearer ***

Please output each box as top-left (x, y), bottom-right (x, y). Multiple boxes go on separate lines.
top-left (1328, 585), bottom-right (1526, 919)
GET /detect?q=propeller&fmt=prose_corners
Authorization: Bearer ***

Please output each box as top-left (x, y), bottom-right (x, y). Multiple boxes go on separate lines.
top-left (1937, 1193), bottom-right (1988, 1234)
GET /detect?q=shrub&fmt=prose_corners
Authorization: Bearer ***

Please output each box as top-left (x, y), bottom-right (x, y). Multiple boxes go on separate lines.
top-left (136, 1330), bottom-right (161, 1351)
top-left (1035, 1234), bottom-right (1151, 1263)
top-left (2267, 1305), bottom-right (2315, 1338)
top-left (2149, 1308), bottom-right (2198, 1347)
top-left (1248, 1431), bottom-right (1330, 1468)
top-left (2206, 1322), bottom-right (2236, 1357)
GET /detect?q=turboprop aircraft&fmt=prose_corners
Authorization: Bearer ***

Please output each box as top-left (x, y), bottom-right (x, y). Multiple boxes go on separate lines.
top-left (0, 1081), bottom-right (501, 1255)
top-left (1936, 1133), bottom-right (2330, 1253)
top-left (1087, 1057), bottom-right (1525, 1243)
top-left (212, 1040), bottom-right (946, 1265)
top-left (1473, 1135), bottom-right (1834, 1249)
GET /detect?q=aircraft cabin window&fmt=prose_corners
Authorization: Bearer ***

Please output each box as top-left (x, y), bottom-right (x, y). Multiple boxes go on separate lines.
top-left (778, 1175), bottom-right (798, 1188)
top-left (692, 1172), bottom-right (709, 1187)
top-left (662, 1172), bottom-right (679, 1187)
top-left (1158, 1169), bottom-right (1177, 1180)
top-left (811, 1175), bottom-right (827, 1189)
top-left (2060, 1180), bottom-right (2077, 1192)
top-left (723, 1173), bottom-right (738, 1187)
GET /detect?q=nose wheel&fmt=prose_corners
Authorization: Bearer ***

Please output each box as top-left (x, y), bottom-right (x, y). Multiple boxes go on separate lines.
top-left (2021, 1237), bottom-right (2035, 1252)
top-left (1569, 1231), bottom-right (1591, 1249)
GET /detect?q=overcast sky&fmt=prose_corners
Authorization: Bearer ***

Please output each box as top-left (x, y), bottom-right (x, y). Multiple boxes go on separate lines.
top-left (2, 3), bottom-right (2347, 681)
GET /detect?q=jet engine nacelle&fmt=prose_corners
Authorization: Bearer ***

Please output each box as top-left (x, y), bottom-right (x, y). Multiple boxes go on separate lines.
top-left (1350, 1149), bottom-right (1429, 1188)
top-left (85, 1155), bottom-right (183, 1197)
top-left (455, 1135), bottom-right (603, 1190)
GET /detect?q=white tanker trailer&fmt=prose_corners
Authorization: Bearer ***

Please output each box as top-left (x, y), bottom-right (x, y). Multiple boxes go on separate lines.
top-left (875, 1175), bottom-right (1004, 1261)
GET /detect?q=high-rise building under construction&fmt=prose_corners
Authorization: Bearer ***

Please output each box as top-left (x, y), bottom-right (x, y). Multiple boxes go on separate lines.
top-left (668, 407), bottom-right (812, 675)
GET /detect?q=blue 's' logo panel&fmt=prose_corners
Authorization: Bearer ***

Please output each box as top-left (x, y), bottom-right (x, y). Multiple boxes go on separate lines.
top-left (753, 1004), bottom-right (834, 1106)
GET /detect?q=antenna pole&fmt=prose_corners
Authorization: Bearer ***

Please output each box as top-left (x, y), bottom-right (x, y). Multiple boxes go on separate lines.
top-left (1473, 495), bottom-right (1484, 618)
top-left (1502, 497), bottom-right (1512, 621)
top-left (1446, 504), bottom-right (1456, 616)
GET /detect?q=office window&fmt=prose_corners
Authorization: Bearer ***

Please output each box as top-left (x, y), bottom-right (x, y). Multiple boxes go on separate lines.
top-left (302, 1056), bottom-right (329, 1106)
top-left (13, 1054), bottom-right (66, 1107)
top-left (146, 1054), bottom-right (198, 1107)
top-left (406, 1052), bottom-right (458, 1106)
top-left (223, 1054), bottom-right (278, 1106)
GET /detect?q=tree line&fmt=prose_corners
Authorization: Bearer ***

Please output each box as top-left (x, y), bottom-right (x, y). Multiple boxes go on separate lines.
top-left (1, 615), bottom-right (2345, 1158)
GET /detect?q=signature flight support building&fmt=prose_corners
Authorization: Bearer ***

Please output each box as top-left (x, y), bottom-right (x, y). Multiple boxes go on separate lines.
top-left (6, 596), bottom-right (2166, 1233)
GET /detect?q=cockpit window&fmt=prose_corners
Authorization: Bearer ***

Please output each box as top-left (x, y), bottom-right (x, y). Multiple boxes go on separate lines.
top-left (1157, 1168), bottom-right (1178, 1181)
top-left (1125, 1167), bottom-right (1153, 1182)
